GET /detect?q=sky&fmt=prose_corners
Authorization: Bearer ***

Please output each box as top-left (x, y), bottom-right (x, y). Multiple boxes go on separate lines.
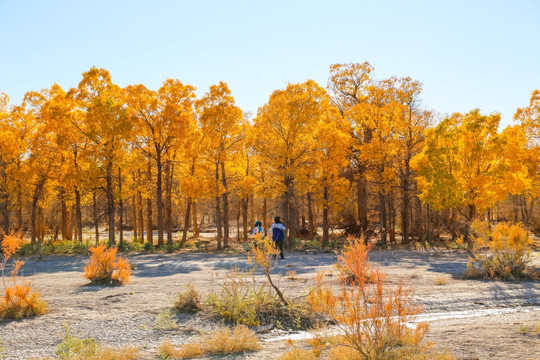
top-left (0, 0), bottom-right (539, 127)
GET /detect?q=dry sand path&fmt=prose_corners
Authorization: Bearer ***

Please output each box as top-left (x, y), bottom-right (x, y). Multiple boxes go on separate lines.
top-left (1, 249), bottom-right (539, 359)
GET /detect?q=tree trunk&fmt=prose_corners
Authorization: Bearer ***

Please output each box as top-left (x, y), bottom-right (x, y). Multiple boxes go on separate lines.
top-left (262, 197), bottom-right (268, 231)
top-left (282, 174), bottom-right (296, 247)
top-left (220, 162), bottom-right (229, 247)
top-left (156, 153), bottom-right (164, 247)
top-left (106, 162), bottom-right (115, 246)
top-left (93, 190), bottom-right (99, 245)
top-left (389, 191), bottom-right (396, 244)
top-left (136, 170), bottom-right (144, 243)
top-left (17, 189), bottom-right (22, 231)
top-left (236, 204), bottom-right (241, 241)
top-left (181, 198), bottom-right (192, 246)
top-left (322, 187), bottom-right (329, 247)
top-left (118, 167), bottom-right (124, 247)
top-left (379, 192), bottom-right (387, 246)
top-left (215, 162), bottom-right (222, 250)
top-left (242, 197), bottom-right (248, 242)
top-left (465, 204), bottom-right (476, 247)
top-left (250, 195), bottom-right (255, 227)
top-left (357, 175), bottom-right (368, 231)
top-left (426, 203), bottom-right (432, 241)
top-left (307, 192), bottom-right (314, 239)
top-left (215, 196), bottom-right (222, 250)
top-left (165, 161), bottom-right (173, 247)
top-left (38, 206), bottom-right (45, 241)
top-left (75, 187), bottom-right (83, 242)
top-left (0, 165), bottom-right (10, 238)
top-left (0, 190), bottom-right (10, 237)
top-left (147, 162), bottom-right (153, 245)
top-left (132, 195), bottom-right (138, 242)
top-left (65, 208), bottom-right (72, 241)
top-left (60, 188), bottom-right (68, 240)
top-left (192, 201), bottom-right (199, 239)
top-left (401, 173), bottom-right (410, 244)
top-left (31, 179), bottom-right (45, 243)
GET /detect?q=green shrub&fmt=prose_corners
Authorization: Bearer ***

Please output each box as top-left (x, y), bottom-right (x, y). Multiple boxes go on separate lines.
top-left (155, 309), bottom-right (178, 330)
top-left (16, 240), bottom-right (91, 256)
top-left (143, 242), bottom-right (155, 252)
top-left (204, 267), bottom-right (280, 326)
top-left (55, 323), bottom-right (139, 360)
top-left (56, 324), bottom-right (98, 359)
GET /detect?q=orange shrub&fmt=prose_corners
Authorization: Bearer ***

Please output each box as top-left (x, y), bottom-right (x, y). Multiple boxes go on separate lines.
top-left (1, 235), bottom-right (47, 319)
top-left (308, 237), bottom-right (432, 359)
top-left (84, 245), bottom-right (131, 285)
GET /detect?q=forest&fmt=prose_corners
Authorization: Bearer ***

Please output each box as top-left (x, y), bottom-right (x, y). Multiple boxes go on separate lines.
top-left (0, 62), bottom-right (539, 249)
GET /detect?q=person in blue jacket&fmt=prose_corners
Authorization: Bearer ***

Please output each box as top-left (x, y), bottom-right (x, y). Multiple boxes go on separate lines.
top-left (269, 216), bottom-right (286, 260)
top-left (252, 220), bottom-right (265, 239)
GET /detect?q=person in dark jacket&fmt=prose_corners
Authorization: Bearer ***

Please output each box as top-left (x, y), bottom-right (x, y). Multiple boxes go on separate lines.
top-left (269, 216), bottom-right (286, 260)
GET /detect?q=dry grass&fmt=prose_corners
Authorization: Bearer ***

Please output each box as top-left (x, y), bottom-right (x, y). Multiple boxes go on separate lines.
top-left (158, 325), bottom-right (260, 359)
top-left (83, 245), bottom-right (131, 285)
top-left (174, 284), bottom-right (201, 313)
top-left (277, 348), bottom-right (319, 360)
top-left (92, 347), bottom-right (139, 360)
top-left (204, 325), bottom-right (260, 354)
top-left (158, 339), bottom-right (205, 359)
top-left (434, 276), bottom-right (449, 286)
top-left (518, 323), bottom-right (540, 336)
top-left (286, 270), bottom-right (300, 281)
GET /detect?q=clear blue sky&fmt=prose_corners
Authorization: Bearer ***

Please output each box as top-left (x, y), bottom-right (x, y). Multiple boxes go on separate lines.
top-left (1, 0), bottom-right (539, 127)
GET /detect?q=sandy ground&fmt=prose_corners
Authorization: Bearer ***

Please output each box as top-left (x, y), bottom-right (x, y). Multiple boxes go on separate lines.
top-left (1, 247), bottom-right (539, 360)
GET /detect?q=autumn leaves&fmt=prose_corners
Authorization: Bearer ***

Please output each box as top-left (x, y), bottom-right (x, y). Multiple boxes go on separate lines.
top-left (0, 62), bottom-right (538, 248)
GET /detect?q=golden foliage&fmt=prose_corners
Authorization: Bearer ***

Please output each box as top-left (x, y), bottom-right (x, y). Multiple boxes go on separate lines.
top-left (249, 236), bottom-right (288, 306)
top-left (0, 281), bottom-right (48, 319)
top-left (412, 110), bottom-right (529, 218)
top-left (83, 245), bottom-right (131, 285)
top-left (463, 221), bottom-right (535, 279)
top-left (1, 234), bottom-right (23, 259)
